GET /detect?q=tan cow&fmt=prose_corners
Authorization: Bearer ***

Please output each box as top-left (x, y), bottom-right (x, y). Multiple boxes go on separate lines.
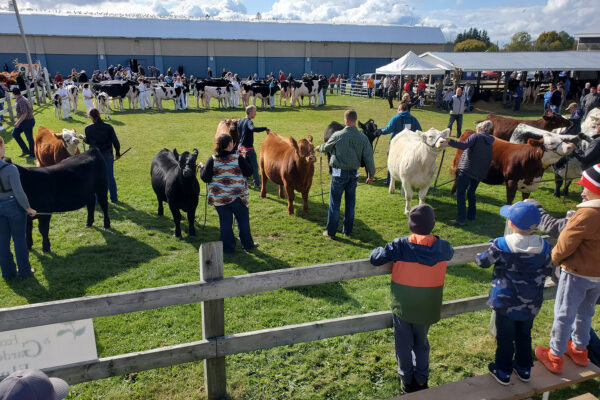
top-left (34, 127), bottom-right (81, 167)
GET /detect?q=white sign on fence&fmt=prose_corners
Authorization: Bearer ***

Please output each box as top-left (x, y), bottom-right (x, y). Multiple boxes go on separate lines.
top-left (0, 319), bottom-right (97, 377)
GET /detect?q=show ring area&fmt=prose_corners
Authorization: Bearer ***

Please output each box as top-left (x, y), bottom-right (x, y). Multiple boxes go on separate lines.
top-left (2, 11), bottom-right (600, 400)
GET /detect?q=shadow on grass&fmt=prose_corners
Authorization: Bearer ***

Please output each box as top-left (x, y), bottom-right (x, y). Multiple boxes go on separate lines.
top-left (10, 227), bottom-right (162, 302)
top-left (446, 262), bottom-right (492, 285)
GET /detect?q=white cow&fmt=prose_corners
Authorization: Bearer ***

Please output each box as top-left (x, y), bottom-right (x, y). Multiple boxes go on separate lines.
top-left (581, 108), bottom-right (600, 134)
top-left (388, 128), bottom-right (450, 214)
top-left (291, 80), bottom-right (319, 107)
top-left (52, 93), bottom-right (63, 120)
top-left (204, 86), bottom-right (231, 109)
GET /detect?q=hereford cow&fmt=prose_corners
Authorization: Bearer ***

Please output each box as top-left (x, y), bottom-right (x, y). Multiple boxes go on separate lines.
top-left (480, 110), bottom-right (572, 140)
top-left (259, 132), bottom-right (316, 215)
top-left (16, 147), bottom-right (110, 252)
top-left (151, 148), bottom-right (200, 237)
top-left (279, 81), bottom-right (292, 106)
top-left (291, 79), bottom-right (319, 107)
top-left (67, 85), bottom-right (79, 113)
top-left (96, 92), bottom-right (110, 120)
top-left (510, 124), bottom-right (582, 197)
top-left (52, 93), bottom-right (63, 119)
top-left (153, 86), bottom-right (182, 110)
top-left (451, 130), bottom-right (575, 204)
top-left (216, 119), bottom-right (239, 147)
top-left (388, 128), bottom-right (450, 214)
top-left (34, 127), bottom-right (81, 167)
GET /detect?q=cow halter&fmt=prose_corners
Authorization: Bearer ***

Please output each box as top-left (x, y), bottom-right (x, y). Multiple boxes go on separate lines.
top-left (423, 135), bottom-right (445, 149)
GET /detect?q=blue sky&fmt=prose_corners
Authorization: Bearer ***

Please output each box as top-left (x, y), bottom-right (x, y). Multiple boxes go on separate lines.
top-left (4, 0), bottom-right (596, 44)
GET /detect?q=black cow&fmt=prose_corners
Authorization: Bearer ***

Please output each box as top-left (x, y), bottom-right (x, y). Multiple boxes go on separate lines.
top-left (15, 148), bottom-right (110, 252)
top-left (151, 149), bottom-right (200, 237)
top-left (247, 82), bottom-right (278, 108)
top-left (322, 119), bottom-right (379, 172)
top-left (92, 80), bottom-right (136, 110)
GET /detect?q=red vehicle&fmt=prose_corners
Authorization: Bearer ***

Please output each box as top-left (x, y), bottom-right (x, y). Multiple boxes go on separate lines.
top-left (482, 71), bottom-right (499, 80)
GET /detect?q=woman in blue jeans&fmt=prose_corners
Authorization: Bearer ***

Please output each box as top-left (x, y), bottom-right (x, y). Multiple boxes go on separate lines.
top-left (200, 134), bottom-right (257, 253)
top-left (0, 137), bottom-right (37, 280)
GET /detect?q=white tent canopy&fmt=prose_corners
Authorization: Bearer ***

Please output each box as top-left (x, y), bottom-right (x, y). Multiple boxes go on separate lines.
top-left (375, 51), bottom-right (444, 75)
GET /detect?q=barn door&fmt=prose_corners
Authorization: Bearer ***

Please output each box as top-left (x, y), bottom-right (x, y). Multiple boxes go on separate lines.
top-left (317, 61), bottom-right (333, 76)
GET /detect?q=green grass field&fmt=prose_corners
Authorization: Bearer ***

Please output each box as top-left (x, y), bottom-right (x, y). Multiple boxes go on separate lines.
top-left (1, 93), bottom-right (598, 399)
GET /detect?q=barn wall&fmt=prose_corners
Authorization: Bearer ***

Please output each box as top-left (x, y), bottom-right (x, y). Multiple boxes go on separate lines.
top-left (0, 34), bottom-right (446, 77)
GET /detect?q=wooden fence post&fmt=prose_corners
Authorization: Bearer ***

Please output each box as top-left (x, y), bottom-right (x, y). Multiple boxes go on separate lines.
top-left (4, 93), bottom-right (14, 123)
top-left (200, 241), bottom-right (226, 400)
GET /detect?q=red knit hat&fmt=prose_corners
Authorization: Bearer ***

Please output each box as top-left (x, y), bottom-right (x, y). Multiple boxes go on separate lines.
top-left (575, 163), bottom-right (600, 195)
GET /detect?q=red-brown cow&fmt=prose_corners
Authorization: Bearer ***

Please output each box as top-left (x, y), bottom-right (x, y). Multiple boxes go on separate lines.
top-left (34, 126), bottom-right (81, 167)
top-left (259, 132), bottom-right (316, 215)
top-left (215, 119), bottom-right (239, 147)
top-left (451, 130), bottom-right (547, 204)
top-left (480, 109), bottom-right (571, 140)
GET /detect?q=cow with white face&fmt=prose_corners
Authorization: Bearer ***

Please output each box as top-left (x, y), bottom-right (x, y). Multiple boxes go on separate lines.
top-left (510, 124), bottom-right (578, 167)
top-left (96, 92), bottom-right (110, 120)
top-left (34, 127), bottom-right (81, 167)
top-left (388, 128), bottom-right (450, 214)
top-left (581, 108), bottom-right (600, 134)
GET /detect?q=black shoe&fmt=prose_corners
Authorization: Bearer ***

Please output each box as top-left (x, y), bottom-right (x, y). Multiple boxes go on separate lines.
top-left (449, 219), bottom-right (466, 226)
top-left (18, 153), bottom-right (28, 157)
top-left (488, 363), bottom-right (510, 385)
top-left (415, 379), bottom-right (428, 391)
top-left (244, 242), bottom-right (259, 251)
top-left (513, 366), bottom-right (531, 382)
top-left (401, 378), bottom-right (419, 393)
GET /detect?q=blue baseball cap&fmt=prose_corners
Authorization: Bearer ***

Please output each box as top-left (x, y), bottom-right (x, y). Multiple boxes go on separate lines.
top-left (499, 201), bottom-right (541, 231)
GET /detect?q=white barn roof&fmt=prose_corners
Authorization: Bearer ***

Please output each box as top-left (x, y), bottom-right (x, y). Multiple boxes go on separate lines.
top-left (420, 51), bottom-right (600, 72)
top-left (0, 12), bottom-right (446, 44)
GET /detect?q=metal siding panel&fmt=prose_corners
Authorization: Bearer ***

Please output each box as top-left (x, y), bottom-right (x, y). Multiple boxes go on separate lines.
top-left (312, 58), bottom-right (350, 76)
top-left (45, 54), bottom-right (98, 76)
top-left (355, 58), bottom-right (392, 74)
top-left (0, 53), bottom-right (27, 68)
top-left (161, 39), bottom-right (209, 56)
top-left (214, 41), bottom-right (257, 57)
top-left (216, 56), bottom-right (257, 79)
top-left (264, 57), bottom-right (304, 77)
top-left (2, 35), bottom-right (26, 52)
top-left (104, 38), bottom-right (155, 56)
top-left (310, 43), bottom-right (350, 58)
top-left (42, 37), bottom-right (98, 55)
top-left (264, 42), bottom-right (305, 58)
top-left (162, 56), bottom-right (208, 77)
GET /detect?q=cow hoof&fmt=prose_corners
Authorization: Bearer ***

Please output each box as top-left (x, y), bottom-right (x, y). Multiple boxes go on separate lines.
top-left (42, 247), bottom-right (51, 253)
top-left (86, 223), bottom-right (93, 228)
top-left (553, 192), bottom-right (560, 198)
top-left (104, 223), bottom-right (111, 229)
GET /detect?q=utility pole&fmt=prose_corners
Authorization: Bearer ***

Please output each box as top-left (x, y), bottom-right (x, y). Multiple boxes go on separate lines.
top-left (11, 0), bottom-right (40, 105)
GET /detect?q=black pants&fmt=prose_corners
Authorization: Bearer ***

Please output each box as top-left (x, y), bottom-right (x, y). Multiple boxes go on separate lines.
top-left (388, 95), bottom-right (394, 109)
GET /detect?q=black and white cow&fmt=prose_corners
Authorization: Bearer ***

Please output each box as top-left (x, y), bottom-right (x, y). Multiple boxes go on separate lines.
top-left (96, 92), bottom-right (110, 120)
top-left (67, 85), bottom-right (79, 113)
top-left (153, 86), bottom-right (183, 110)
top-left (291, 79), bottom-right (319, 107)
top-left (15, 148), bottom-right (110, 252)
top-left (92, 80), bottom-right (135, 111)
top-left (279, 80), bottom-right (292, 106)
top-left (52, 93), bottom-right (63, 120)
top-left (204, 85), bottom-right (232, 109)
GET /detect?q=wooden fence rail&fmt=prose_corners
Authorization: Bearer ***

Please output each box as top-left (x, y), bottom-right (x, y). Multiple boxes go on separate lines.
top-left (0, 241), bottom-right (558, 399)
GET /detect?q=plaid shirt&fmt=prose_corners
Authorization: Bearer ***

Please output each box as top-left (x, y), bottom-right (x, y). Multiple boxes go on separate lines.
top-left (16, 95), bottom-right (34, 120)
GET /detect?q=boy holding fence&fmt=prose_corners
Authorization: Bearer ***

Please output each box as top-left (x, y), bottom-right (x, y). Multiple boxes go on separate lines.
top-left (476, 201), bottom-right (553, 385)
top-left (370, 205), bottom-right (454, 393)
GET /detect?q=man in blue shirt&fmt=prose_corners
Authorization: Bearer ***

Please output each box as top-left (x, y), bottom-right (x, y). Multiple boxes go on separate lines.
top-left (378, 103), bottom-right (422, 184)
top-left (237, 105), bottom-right (270, 188)
top-left (513, 81), bottom-right (524, 111)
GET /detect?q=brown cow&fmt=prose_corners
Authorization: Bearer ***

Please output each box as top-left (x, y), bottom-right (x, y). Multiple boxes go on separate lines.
top-left (451, 130), bottom-right (553, 204)
top-left (259, 132), bottom-right (316, 215)
top-left (216, 119), bottom-right (239, 147)
top-left (480, 109), bottom-right (571, 140)
top-left (34, 127), bottom-right (81, 167)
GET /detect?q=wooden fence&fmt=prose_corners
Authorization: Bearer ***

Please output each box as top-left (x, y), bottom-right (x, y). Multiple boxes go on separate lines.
top-left (0, 93), bottom-right (14, 123)
top-left (0, 241), bottom-right (559, 399)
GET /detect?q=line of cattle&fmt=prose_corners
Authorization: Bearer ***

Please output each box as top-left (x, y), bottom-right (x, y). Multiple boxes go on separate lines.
top-left (11, 108), bottom-right (600, 253)
top-left (51, 77), bottom-right (330, 120)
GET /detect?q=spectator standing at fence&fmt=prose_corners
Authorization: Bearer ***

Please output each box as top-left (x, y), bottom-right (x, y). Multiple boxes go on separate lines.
top-left (370, 205), bottom-right (454, 393)
top-left (367, 75), bottom-right (375, 98)
top-left (317, 110), bottom-right (375, 239)
top-left (435, 78), bottom-right (443, 109)
top-left (200, 133), bottom-right (257, 253)
top-left (328, 73), bottom-right (335, 94)
top-left (11, 88), bottom-right (36, 158)
top-left (442, 88), bottom-right (454, 111)
top-left (382, 75), bottom-right (390, 98)
top-left (514, 81), bottom-right (525, 111)
top-left (447, 120), bottom-right (495, 226)
top-left (536, 163), bottom-right (600, 374)
top-left (581, 86), bottom-right (599, 117)
top-left (476, 201), bottom-right (552, 385)
top-left (416, 78), bottom-right (426, 108)
top-left (387, 78), bottom-right (399, 109)
top-left (544, 83), bottom-right (554, 111)
top-left (464, 81), bottom-right (474, 112)
top-left (550, 84), bottom-right (563, 113)
top-left (0, 80), bottom-right (5, 132)
top-left (447, 87), bottom-right (465, 138)
top-left (0, 136), bottom-right (37, 281)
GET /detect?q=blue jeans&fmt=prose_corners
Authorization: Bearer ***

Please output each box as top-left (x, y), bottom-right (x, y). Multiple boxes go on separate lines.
top-left (0, 197), bottom-right (31, 279)
top-left (244, 148), bottom-right (260, 187)
top-left (465, 98), bottom-right (471, 112)
top-left (12, 118), bottom-right (35, 156)
top-left (393, 314), bottom-right (430, 385)
top-left (494, 312), bottom-right (534, 375)
top-left (215, 197), bottom-right (254, 253)
top-left (367, 88), bottom-right (373, 98)
top-left (455, 172), bottom-right (479, 223)
top-left (0, 100), bottom-right (4, 122)
top-left (514, 97), bottom-right (522, 111)
top-left (436, 91), bottom-right (443, 108)
top-left (550, 270), bottom-right (600, 357)
top-left (101, 152), bottom-right (118, 203)
top-left (447, 114), bottom-right (463, 138)
top-left (551, 105), bottom-right (560, 114)
top-left (325, 170), bottom-right (357, 238)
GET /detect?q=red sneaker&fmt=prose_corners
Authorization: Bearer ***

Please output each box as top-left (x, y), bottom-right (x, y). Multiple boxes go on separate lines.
top-left (535, 346), bottom-right (564, 374)
top-left (566, 341), bottom-right (589, 367)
